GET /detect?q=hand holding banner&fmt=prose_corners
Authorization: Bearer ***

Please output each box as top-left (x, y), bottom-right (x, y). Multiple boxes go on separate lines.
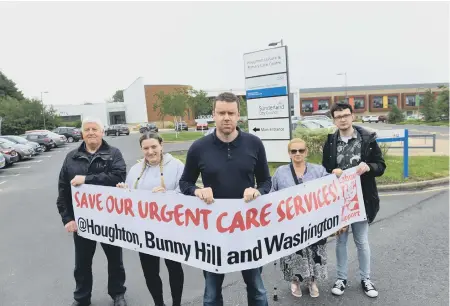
top-left (71, 167), bottom-right (366, 273)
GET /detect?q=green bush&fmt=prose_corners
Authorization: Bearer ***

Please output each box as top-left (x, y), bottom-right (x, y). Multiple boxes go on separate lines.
top-left (292, 127), bottom-right (333, 156)
top-left (388, 105), bottom-right (405, 123)
top-left (238, 119), bottom-right (248, 132)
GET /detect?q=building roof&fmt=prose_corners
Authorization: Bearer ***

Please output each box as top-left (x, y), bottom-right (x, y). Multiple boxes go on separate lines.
top-left (300, 82), bottom-right (449, 93)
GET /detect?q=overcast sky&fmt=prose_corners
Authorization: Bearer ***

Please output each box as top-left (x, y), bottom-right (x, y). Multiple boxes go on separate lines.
top-left (0, 1), bottom-right (448, 106)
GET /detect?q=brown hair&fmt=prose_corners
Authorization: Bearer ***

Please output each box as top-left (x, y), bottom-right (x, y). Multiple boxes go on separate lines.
top-left (213, 92), bottom-right (240, 112)
top-left (134, 132), bottom-right (165, 189)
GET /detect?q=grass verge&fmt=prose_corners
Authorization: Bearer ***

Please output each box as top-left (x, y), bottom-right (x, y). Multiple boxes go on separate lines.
top-left (162, 131), bottom-right (205, 142)
top-left (170, 152), bottom-right (449, 185)
top-left (397, 120), bottom-right (450, 127)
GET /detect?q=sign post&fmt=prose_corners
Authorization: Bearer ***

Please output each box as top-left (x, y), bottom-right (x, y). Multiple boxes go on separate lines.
top-left (376, 129), bottom-right (409, 178)
top-left (243, 46), bottom-right (292, 162)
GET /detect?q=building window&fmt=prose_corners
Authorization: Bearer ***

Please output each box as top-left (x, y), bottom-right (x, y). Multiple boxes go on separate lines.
top-left (354, 98), bottom-right (365, 110)
top-left (302, 100), bottom-right (313, 112)
top-left (405, 95), bottom-right (416, 106)
top-left (417, 95), bottom-right (424, 105)
top-left (388, 96), bottom-right (398, 107)
top-left (373, 96), bottom-right (383, 108)
top-left (318, 99), bottom-right (329, 110)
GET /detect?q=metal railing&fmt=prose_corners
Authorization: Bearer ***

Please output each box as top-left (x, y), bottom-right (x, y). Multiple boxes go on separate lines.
top-left (388, 134), bottom-right (436, 152)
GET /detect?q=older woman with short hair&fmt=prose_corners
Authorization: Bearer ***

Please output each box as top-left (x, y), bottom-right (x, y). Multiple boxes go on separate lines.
top-left (271, 138), bottom-right (329, 298)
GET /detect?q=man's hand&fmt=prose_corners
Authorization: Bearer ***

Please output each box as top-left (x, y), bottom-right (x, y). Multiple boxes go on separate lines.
top-left (356, 162), bottom-right (370, 176)
top-left (335, 225), bottom-right (349, 236)
top-left (332, 168), bottom-right (343, 177)
top-left (243, 187), bottom-right (261, 203)
top-left (116, 182), bottom-right (129, 189)
top-left (71, 175), bottom-right (86, 187)
top-left (65, 221), bottom-right (77, 233)
top-left (195, 187), bottom-right (214, 205)
top-left (152, 186), bottom-right (166, 193)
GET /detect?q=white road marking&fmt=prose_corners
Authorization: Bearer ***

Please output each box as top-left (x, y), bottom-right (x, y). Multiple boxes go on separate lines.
top-left (380, 186), bottom-right (449, 197)
top-left (0, 174), bottom-right (20, 178)
top-left (1, 166), bottom-right (31, 170)
top-left (40, 155), bottom-right (52, 158)
top-left (0, 181), bottom-right (6, 185)
top-left (20, 160), bottom-right (43, 164)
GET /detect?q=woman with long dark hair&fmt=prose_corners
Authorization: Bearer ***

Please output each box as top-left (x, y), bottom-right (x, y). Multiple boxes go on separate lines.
top-left (117, 132), bottom-right (185, 306)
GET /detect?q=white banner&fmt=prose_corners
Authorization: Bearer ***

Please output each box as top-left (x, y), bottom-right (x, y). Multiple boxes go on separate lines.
top-left (71, 167), bottom-right (366, 273)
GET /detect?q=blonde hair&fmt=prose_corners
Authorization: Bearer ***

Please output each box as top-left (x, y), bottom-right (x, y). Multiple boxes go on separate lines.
top-left (288, 138), bottom-right (307, 151)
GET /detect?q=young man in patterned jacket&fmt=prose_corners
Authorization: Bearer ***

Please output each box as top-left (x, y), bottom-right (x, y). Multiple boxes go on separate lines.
top-left (322, 102), bottom-right (386, 299)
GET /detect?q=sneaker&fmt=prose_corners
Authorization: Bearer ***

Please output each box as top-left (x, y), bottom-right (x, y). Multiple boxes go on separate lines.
top-left (290, 280), bottom-right (302, 297)
top-left (331, 279), bottom-right (347, 296)
top-left (361, 279), bottom-right (378, 298)
top-left (309, 281), bottom-right (319, 298)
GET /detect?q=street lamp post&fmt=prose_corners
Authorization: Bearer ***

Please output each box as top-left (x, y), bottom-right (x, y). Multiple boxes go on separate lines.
top-left (268, 39), bottom-right (283, 47)
top-left (41, 91), bottom-right (49, 130)
top-left (337, 72), bottom-right (348, 100)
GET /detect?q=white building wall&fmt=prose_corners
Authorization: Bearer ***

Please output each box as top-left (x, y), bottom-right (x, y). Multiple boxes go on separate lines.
top-left (123, 77), bottom-right (148, 124)
top-left (52, 103), bottom-right (108, 126)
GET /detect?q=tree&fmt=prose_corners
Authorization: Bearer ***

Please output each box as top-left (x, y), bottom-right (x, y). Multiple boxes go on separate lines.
top-left (420, 89), bottom-right (439, 122)
top-left (186, 89), bottom-right (213, 118)
top-left (436, 86), bottom-right (449, 119)
top-left (0, 71), bottom-right (24, 100)
top-left (153, 88), bottom-right (188, 123)
top-left (112, 90), bottom-right (124, 102)
top-left (239, 96), bottom-right (248, 117)
top-left (387, 104), bottom-right (405, 124)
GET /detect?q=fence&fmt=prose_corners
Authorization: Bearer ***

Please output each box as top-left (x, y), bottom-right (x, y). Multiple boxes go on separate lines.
top-left (388, 133), bottom-right (436, 152)
top-left (376, 129), bottom-right (409, 178)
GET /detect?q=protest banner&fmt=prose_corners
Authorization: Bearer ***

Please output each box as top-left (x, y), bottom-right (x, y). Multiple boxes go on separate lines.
top-left (71, 167), bottom-right (366, 273)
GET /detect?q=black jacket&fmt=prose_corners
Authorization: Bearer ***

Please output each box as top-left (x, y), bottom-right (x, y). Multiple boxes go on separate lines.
top-left (56, 140), bottom-right (126, 225)
top-left (322, 125), bottom-right (386, 223)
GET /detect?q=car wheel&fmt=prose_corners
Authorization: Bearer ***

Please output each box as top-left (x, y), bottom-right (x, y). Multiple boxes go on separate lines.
top-left (40, 144), bottom-right (46, 151)
top-left (67, 137), bottom-right (74, 143)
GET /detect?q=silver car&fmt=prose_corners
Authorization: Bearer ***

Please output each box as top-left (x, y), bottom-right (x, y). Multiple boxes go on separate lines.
top-left (0, 138), bottom-right (34, 160)
top-left (0, 135), bottom-right (43, 155)
top-left (0, 153), bottom-right (5, 169)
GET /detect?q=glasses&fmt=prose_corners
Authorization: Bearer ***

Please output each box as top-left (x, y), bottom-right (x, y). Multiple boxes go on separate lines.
top-left (334, 114), bottom-right (352, 121)
top-left (290, 149), bottom-right (306, 154)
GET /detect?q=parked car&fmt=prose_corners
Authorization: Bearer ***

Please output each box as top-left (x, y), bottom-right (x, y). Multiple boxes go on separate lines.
top-left (293, 121), bottom-right (323, 130)
top-left (0, 153), bottom-right (5, 169)
top-left (175, 121), bottom-right (189, 131)
top-left (25, 130), bottom-right (67, 147)
top-left (0, 142), bottom-right (20, 166)
top-left (52, 127), bottom-right (81, 143)
top-left (105, 124), bottom-right (130, 136)
top-left (139, 123), bottom-right (158, 133)
top-left (0, 138), bottom-right (34, 161)
top-left (21, 133), bottom-right (55, 152)
top-left (378, 115), bottom-right (387, 123)
top-left (303, 115), bottom-right (332, 122)
top-left (0, 135), bottom-right (43, 155)
top-left (362, 115), bottom-right (380, 123)
top-left (196, 120), bottom-right (208, 131)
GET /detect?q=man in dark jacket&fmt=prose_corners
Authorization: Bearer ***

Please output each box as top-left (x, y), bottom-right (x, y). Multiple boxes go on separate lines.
top-left (322, 103), bottom-right (386, 299)
top-left (56, 118), bottom-right (128, 306)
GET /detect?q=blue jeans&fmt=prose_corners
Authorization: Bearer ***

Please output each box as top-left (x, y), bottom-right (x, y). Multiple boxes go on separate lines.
top-left (336, 220), bottom-right (371, 281)
top-left (203, 267), bottom-right (268, 306)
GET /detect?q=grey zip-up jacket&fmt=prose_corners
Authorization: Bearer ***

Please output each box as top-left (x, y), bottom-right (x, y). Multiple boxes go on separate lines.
top-left (125, 153), bottom-right (185, 193)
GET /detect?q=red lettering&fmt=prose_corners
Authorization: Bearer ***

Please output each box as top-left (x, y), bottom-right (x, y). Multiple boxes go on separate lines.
top-left (277, 200), bottom-right (286, 222)
top-left (293, 195), bottom-right (306, 215)
top-left (245, 208), bottom-right (260, 229)
top-left (260, 203), bottom-right (272, 226)
top-left (96, 193), bottom-right (103, 211)
top-left (138, 200), bottom-right (148, 218)
top-left (75, 192), bottom-right (81, 207)
top-left (200, 209), bottom-right (211, 230)
top-left (106, 196), bottom-right (115, 213)
top-left (228, 212), bottom-right (245, 233)
top-left (316, 189), bottom-right (325, 208)
top-left (80, 193), bottom-right (88, 208)
top-left (174, 204), bottom-right (184, 226)
top-left (160, 205), bottom-right (173, 222)
top-left (149, 202), bottom-right (161, 221)
top-left (216, 212), bottom-right (228, 233)
top-left (285, 197), bottom-right (294, 220)
top-left (322, 185), bottom-right (331, 206)
top-left (185, 208), bottom-right (200, 226)
top-left (304, 192), bottom-right (314, 212)
top-left (124, 198), bottom-right (134, 216)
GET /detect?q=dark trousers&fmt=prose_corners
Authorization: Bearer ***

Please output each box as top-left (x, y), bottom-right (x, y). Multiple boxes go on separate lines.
top-left (73, 233), bottom-right (126, 304)
top-left (139, 252), bottom-right (184, 306)
top-left (203, 267), bottom-right (268, 306)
